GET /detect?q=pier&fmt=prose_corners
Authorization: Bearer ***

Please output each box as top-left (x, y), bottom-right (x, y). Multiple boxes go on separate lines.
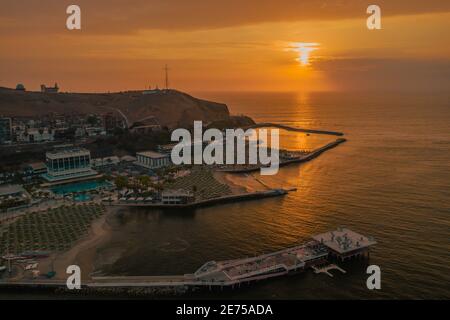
top-left (106, 188), bottom-right (289, 209)
top-left (218, 138), bottom-right (346, 174)
top-left (246, 122), bottom-right (344, 136)
top-left (0, 228), bottom-right (376, 291)
top-left (312, 227), bottom-right (377, 261)
top-left (89, 240), bottom-right (328, 289)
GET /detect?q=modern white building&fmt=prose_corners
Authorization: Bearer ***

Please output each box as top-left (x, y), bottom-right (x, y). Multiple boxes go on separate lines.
top-left (135, 151), bottom-right (170, 169)
top-left (43, 147), bottom-right (97, 182)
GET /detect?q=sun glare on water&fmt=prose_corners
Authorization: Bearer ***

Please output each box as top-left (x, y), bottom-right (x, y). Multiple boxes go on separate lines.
top-left (287, 42), bottom-right (320, 66)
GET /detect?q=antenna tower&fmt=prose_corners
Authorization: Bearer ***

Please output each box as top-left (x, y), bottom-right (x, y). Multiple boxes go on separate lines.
top-left (164, 64), bottom-right (170, 90)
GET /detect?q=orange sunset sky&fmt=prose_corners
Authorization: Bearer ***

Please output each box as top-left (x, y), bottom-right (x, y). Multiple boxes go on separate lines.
top-left (1, 0), bottom-right (449, 93)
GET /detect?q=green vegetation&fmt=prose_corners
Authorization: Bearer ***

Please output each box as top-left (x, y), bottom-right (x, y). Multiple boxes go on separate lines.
top-left (114, 175), bottom-right (161, 192)
top-left (0, 204), bottom-right (105, 255)
top-left (166, 167), bottom-right (231, 200)
top-left (114, 176), bottom-right (129, 189)
top-left (137, 175), bottom-right (151, 187)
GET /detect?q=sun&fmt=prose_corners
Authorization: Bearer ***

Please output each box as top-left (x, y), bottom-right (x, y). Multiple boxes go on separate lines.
top-left (287, 42), bottom-right (320, 66)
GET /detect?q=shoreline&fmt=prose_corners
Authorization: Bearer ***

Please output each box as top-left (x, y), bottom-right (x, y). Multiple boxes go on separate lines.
top-left (36, 206), bottom-right (118, 281)
top-left (213, 171), bottom-right (268, 194)
top-left (1, 227), bottom-right (376, 295)
top-left (2, 136), bottom-right (344, 286)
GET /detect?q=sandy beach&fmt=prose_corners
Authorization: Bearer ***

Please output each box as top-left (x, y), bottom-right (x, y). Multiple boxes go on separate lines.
top-left (14, 173), bottom-right (269, 283)
top-left (36, 206), bottom-right (119, 281)
top-left (214, 171), bottom-right (270, 194)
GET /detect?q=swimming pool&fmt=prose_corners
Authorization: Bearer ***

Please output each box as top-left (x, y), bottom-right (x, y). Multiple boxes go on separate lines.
top-left (50, 180), bottom-right (113, 195)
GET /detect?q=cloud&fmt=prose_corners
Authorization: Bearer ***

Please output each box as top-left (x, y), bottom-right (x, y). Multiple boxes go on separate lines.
top-left (1, 0), bottom-right (450, 35)
top-left (315, 57), bottom-right (450, 92)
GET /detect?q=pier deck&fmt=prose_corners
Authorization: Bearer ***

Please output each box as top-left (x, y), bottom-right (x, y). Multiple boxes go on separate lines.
top-left (312, 227), bottom-right (377, 260)
top-left (88, 241), bottom-right (328, 288)
top-left (0, 228), bottom-right (375, 290)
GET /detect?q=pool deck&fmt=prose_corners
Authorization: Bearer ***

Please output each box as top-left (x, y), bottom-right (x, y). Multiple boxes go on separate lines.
top-left (40, 174), bottom-right (104, 187)
top-left (49, 180), bottom-right (113, 195)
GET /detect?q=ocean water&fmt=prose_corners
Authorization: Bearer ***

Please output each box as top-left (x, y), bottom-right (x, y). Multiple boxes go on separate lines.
top-left (97, 91), bottom-right (450, 299)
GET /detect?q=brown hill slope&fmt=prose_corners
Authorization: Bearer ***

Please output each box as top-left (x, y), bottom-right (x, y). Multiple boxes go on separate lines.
top-left (0, 87), bottom-right (233, 129)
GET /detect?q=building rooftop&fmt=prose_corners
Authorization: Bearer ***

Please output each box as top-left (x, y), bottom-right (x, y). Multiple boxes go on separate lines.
top-left (136, 150), bottom-right (169, 159)
top-left (46, 147), bottom-right (90, 157)
top-left (162, 189), bottom-right (193, 197)
top-left (0, 185), bottom-right (26, 197)
top-left (28, 162), bottom-right (47, 171)
top-left (93, 156), bottom-right (120, 162)
top-left (158, 143), bottom-right (178, 150)
top-left (311, 227), bottom-right (376, 254)
top-left (120, 155), bottom-right (137, 162)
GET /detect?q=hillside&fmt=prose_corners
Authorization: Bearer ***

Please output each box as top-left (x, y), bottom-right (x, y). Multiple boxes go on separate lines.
top-left (0, 87), bottom-right (237, 129)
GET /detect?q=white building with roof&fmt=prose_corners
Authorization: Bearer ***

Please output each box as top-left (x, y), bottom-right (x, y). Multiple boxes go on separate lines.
top-left (161, 189), bottom-right (194, 204)
top-left (43, 147), bottom-right (97, 182)
top-left (312, 227), bottom-right (377, 261)
top-left (135, 151), bottom-right (170, 169)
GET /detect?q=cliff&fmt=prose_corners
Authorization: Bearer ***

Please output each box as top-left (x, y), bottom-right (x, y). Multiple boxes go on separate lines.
top-left (0, 87), bottom-right (234, 129)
